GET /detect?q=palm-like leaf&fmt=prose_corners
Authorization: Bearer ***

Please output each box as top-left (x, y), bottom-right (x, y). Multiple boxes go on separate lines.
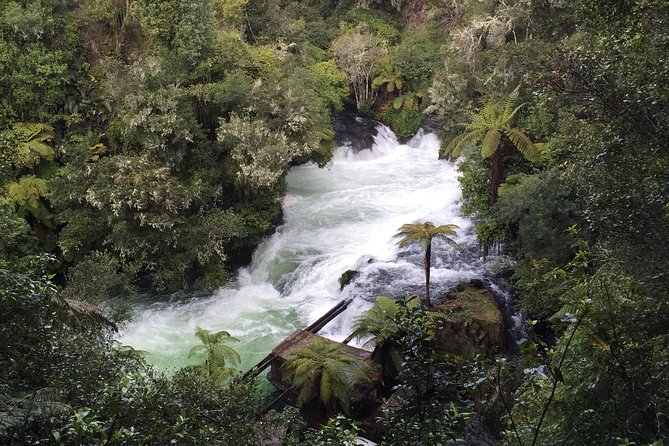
top-left (443, 90), bottom-right (541, 200)
top-left (394, 222), bottom-right (460, 249)
top-left (505, 127), bottom-right (540, 161)
top-left (1, 123), bottom-right (55, 169)
top-left (352, 296), bottom-right (399, 346)
top-left (394, 222), bottom-right (460, 306)
top-left (189, 326), bottom-right (240, 384)
top-left (481, 129), bottom-right (502, 159)
top-left (59, 298), bottom-right (118, 332)
top-left (282, 339), bottom-right (372, 414)
top-left (442, 128), bottom-right (486, 159)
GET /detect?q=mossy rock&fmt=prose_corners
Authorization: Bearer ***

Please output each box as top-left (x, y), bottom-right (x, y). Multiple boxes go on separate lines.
top-left (432, 280), bottom-right (505, 357)
top-left (339, 269), bottom-right (360, 290)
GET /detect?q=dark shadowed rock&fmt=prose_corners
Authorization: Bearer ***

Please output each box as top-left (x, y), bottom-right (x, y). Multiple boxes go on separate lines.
top-left (339, 270), bottom-right (360, 290)
top-left (333, 112), bottom-right (380, 153)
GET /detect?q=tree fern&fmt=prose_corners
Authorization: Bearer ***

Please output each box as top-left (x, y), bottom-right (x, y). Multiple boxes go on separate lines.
top-left (0, 388), bottom-right (69, 436)
top-left (5, 175), bottom-right (50, 222)
top-left (57, 297), bottom-right (119, 332)
top-left (441, 89), bottom-right (540, 201)
top-left (352, 296), bottom-right (400, 347)
top-left (394, 222), bottom-right (460, 306)
top-left (188, 326), bottom-right (240, 385)
top-left (282, 339), bottom-right (372, 415)
top-left (1, 123), bottom-right (55, 170)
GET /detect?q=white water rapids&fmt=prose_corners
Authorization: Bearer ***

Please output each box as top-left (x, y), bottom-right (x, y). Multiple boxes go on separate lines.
top-left (119, 124), bottom-right (495, 371)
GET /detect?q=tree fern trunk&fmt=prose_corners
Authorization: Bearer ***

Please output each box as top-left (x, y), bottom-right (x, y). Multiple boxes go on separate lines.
top-left (424, 241), bottom-right (431, 307)
top-left (491, 148), bottom-right (504, 202)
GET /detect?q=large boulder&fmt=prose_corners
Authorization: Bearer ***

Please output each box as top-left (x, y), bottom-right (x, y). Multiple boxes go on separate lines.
top-left (333, 113), bottom-right (379, 153)
top-left (432, 280), bottom-right (505, 356)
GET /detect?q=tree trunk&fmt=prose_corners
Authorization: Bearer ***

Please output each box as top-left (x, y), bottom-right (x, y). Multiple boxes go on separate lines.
top-left (423, 240), bottom-right (432, 307)
top-left (491, 147), bottom-right (504, 202)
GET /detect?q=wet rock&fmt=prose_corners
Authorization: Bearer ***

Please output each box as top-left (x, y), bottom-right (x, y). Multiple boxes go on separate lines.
top-left (333, 112), bottom-right (380, 153)
top-left (491, 256), bottom-right (516, 279)
top-left (433, 280), bottom-right (505, 357)
top-left (339, 270), bottom-right (360, 290)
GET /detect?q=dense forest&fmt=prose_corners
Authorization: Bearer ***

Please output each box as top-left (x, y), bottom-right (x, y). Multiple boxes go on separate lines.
top-left (1, 0), bottom-right (667, 444)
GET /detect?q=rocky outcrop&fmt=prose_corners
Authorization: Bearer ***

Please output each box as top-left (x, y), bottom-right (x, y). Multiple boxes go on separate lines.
top-left (333, 113), bottom-right (379, 153)
top-left (339, 270), bottom-right (360, 290)
top-left (432, 280), bottom-right (505, 356)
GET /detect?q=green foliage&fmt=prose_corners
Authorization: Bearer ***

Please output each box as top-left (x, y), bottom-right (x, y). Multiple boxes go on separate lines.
top-left (372, 54), bottom-right (403, 94)
top-left (456, 152), bottom-right (493, 216)
top-left (394, 222), bottom-right (459, 250)
top-left (444, 90), bottom-right (541, 202)
top-left (383, 100), bottom-right (423, 140)
top-left (496, 169), bottom-right (578, 264)
top-left (310, 60), bottom-right (350, 111)
top-left (443, 90), bottom-right (539, 161)
top-left (188, 326), bottom-right (241, 384)
top-left (345, 8), bottom-right (400, 44)
top-left (379, 299), bottom-right (471, 445)
top-left (352, 296), bottom-right (399, 347)
top-left (394, 221), bottom-right (459, 306)
top-left (217, 113), bottom-right (305, 190)
top-left (0, 122), bottom-right (55, 170)
top-left (0, 0), bottom-right (89, 126)
top-left (0, 196), bottom-right (40, 268)
top-left (332, 29), bottom-right (384, 109)
top-left (305, 415), bottom-right (361, 446)
top-left (138, 0), bottom-right (215, 65)
top-left (61, 251), bottom-right (137, 318)
top-left (474, 216), bottom-right (505, 260)
top-left (510, 262), bottom-right (669, 445)
top-left (5, 175), bottom-right (50, 223)
top-left (282, 339), bottom-right (373, 415)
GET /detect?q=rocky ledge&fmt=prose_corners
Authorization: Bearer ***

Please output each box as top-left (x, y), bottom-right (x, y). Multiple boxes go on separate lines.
top-left (433, 279), bottom-right (505, 357)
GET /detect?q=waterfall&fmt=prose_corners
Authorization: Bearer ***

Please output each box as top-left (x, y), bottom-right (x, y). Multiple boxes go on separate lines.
top-left (119, 123), bottom-right (499, 371)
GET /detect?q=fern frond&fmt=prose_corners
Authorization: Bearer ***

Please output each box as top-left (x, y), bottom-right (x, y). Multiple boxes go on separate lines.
top-left (432, 223), bottom-right (460, 237)
top-left (479, 100), bottom-right (499, 126)
top-left (61, 298), bottom-right (118, 331)
top-left (501, 86), bottom-right (520, 118)
top-left (116, 345), bottom-right (147, 360)
top-left (319, 368), bottom-right (333, 405)
top-left (7, 388), bottom-right (70, 422)
top-left (188, 344), bottom-right (207, 358)
top-left (352, 296), bottom-right (399, 346)
top-left (443, 129), bottom-right (486, 159)
top-left (502, 103), bottom-right (526, 126)
top-left (505, 128), bottom-right (540, 162)
top-left (480, 129), bottom-right (502, 159)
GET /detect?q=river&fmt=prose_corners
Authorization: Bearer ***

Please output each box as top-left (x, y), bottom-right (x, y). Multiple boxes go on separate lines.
top-left (119, 123), bottom-right (494, 371)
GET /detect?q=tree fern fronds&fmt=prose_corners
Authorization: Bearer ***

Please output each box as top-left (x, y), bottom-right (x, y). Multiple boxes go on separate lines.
top-left (188, 326), bottom-right (241, 384)
top-left (1, 123), bottom-right (56, 169)
top-left (353, 296), bottom-right (399, 346)
top-left (282, 339), bottom-right (372, 414)
top-left (502, 103), bottom-right (526, 126)
top-left (481, 129), bottom-right (502, 158)
top-left (506, 127), bottom-right (540, 161)
top-left (502, 86), bottom-right (520, 118)
top-left (0, 388), bottom-right (70, 433)
top-left (59, 298), bottom-right (118, 332)
top-left (442, 128), bottom-right (486, 159)
top-left (116, 344), bottom-right (147, 360)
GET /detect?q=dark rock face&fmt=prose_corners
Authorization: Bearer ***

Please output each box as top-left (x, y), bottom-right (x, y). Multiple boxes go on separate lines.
top-left (339, 270), bottom-right (360, 290)
top-left (433, 280), bottom-right (505, 357)
top-left (333, 112), bottom-right (380, 153)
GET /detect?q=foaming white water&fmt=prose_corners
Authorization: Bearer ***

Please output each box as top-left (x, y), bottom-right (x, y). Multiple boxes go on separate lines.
top-left (119, 125), bottom-right (486, 370)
